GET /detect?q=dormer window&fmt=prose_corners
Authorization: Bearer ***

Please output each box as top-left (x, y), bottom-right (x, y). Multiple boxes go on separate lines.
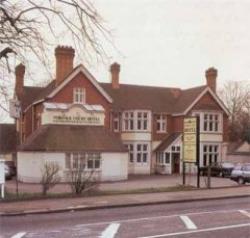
top-left (73, 88), bottom-right (85, 104)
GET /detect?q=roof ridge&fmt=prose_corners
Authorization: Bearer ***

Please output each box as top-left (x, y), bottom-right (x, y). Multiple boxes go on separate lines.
top-left (100, 82), bottom-right (181, 90)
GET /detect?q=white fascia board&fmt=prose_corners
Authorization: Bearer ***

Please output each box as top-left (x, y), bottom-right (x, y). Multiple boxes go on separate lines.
top-left (47, 65), bottom-right (113, 103)
top-left (172, 87), bottom-right (230, 117)
top-left (23, 99), bottom-right (45, 113)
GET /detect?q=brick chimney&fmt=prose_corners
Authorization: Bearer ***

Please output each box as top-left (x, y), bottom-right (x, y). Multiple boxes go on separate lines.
top-left (110, 62), bottom-right (120, 89)
top-left (15, 63), bottom-right (25, 97)
top-left (55, 46), bottom-right (75, 86)
top-left (205, 67), bottom-right (217, 93)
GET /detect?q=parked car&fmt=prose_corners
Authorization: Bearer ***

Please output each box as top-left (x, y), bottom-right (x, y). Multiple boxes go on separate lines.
top-left (4, 164), bottom-right (12, 180)
top-left (230, 163), bottom-right (250, 184)
top-left (220, 162), bottom-right (235, 177)
top-left (5, 161), bottom-right (16, 177)
top-left (200, 162), bottom-right (235, 177)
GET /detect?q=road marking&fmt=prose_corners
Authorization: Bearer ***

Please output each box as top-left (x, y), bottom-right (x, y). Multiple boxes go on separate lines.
top-left (137, 222), bottom-right (250, 238)
top-left (100, 223), bottom-right (120, 238)
top-left (239, 210), bottom-right (250, 218)
top-left (11, 232), bottom-right (26, 238)
top-left (75, 207), bottom-right (250, 227)
top-left (179, 215), bottom-right (197, 230)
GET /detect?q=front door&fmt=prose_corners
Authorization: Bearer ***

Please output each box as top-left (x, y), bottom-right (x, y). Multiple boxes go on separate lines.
top-left (172, 152), bottom-right (180, 173)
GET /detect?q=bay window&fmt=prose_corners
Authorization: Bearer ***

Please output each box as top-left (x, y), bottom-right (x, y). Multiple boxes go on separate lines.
top-left (202, 144), bottom-right (219, 166)
top-left (192, 111), bottom-right (221, 133)
top-left (123, 110), bottom-right (150, 131)
top-left (124, 142), bottom-right (149, 164)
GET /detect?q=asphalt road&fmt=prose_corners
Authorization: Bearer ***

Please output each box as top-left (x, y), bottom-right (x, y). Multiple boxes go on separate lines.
top-left (1, 197), bottom-right (250, 238)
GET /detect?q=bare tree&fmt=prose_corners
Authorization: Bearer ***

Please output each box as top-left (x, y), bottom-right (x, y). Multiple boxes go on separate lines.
top-left (220, 81), bottom-right (250, 142)
top-left (0, 0), bottom-right (114, 115)
top-left (41, 161), bottom-right (61, 195)
top-left (68, 166), bottom-right (99, 195)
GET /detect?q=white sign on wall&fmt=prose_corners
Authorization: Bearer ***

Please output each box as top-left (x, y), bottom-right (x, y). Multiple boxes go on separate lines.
top-left (0, 160), bottom-right (5, 184)
top-left (9, 99), bottom-right (21, 119)
top-left (41, 103), bottom-right (105, 126)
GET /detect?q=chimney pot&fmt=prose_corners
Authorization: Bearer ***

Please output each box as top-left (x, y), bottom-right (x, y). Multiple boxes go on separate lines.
top-left (205, 67), bottom-right (217, 93)
top-left (110, 62), bottom-right (120, 89)
top-left (55, 45), bottom-right (75, 85)
top-left (15, 63), bottom-right (25, 96)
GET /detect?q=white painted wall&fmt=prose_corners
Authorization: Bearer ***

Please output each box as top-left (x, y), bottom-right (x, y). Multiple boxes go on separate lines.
top-left (121, 132), bottom-right (151, 141)
top-left (18, 151), bottom-right (128, 183)
top-left (17, 152), bottom-right (65, 183)
top-left (101, 153), bottom-right (128, 181)
top-left (200, 133), bottom-right (223, 142)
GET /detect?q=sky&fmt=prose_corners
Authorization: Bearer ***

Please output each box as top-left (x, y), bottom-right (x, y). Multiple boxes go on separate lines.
top-left (87, 0), bottom-right (250, 89)
top-left (2, 0), bottom-right (250, 121)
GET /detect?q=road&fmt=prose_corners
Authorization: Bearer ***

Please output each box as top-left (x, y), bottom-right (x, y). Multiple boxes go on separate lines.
top-left (1, 197), bottom-right (250, 238)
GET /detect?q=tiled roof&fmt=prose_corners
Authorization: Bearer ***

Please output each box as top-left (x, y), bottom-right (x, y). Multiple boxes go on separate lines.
top-left (19, 67), bottom-right (207, 114)
top-left (101, 83), bottom-right (207, 114)
top-left (154, 132), bottom-right (182, 152)
top-left (19, 80), bottom-right (56, 110)
top-left (19, 125), bottom-right (127, 152)
top-left (0, 124), bottom-right (17, 153)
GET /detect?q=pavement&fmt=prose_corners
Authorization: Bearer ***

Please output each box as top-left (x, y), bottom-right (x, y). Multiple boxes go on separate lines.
top-left (1, 182), bottom-right (250, 216)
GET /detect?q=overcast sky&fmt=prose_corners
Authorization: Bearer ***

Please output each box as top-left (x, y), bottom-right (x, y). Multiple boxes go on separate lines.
top-left (87, 0), bottom-right (250, 89)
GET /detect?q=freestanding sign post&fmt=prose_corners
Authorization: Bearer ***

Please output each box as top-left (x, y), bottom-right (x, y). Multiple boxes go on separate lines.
top-left (183, 117), bottom-right (200, 188)
top-left (0, 159), bottom-right (5, 199)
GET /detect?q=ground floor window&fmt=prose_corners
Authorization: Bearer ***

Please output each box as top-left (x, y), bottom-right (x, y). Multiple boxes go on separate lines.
top-left (156, 152), bottom-right (170, 164)
top-left (65, 152), bottom-right (101, 170)
top-left (202, 144), bottom-right (219, 166)
top-left (124, 142), bottom-right (150, 165)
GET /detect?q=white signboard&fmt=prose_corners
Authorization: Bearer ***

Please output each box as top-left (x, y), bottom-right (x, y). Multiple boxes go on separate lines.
top-left (183, 117), bottom-right (198, 163)
top-left (42, 104), bottom-right (105, 126)
top-left (9, 99), bottom-right (21, 119)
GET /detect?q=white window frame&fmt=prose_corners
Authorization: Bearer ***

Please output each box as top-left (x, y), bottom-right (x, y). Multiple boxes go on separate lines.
top-left (65, 152), bottom-right (101, 170)
top-left (122, 110), bottom-right (151, 132)
top-left (192, 111), bottom-right (222, 133)
top-left (113, 113), bottom-right (120, 132)
top-left (201, 143), bottom-right (220, 166)
top-left (156, 114), bottom-right (167, 133)
top-left (124, 142), bottom-right (150, 165)
top-left (73, 87), bottom-right (85, 104)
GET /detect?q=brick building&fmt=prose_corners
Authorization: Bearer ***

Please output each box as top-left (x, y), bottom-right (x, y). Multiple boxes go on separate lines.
top-left (11, 46), bottom-right (229, 182)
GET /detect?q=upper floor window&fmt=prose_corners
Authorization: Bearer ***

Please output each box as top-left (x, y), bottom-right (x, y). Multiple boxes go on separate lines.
top-left (122, 110), bottom-right (150, 131)
top-left (156, 114), bottom-right (167, 133)
top-left (73, 88), bottom-right (85, 104)
top-left (113, 113), bottom-right (119, 132)
top-left (192, 111), bottom-right (221, 133)
top-left (204, 113), bottom-right (219, 132)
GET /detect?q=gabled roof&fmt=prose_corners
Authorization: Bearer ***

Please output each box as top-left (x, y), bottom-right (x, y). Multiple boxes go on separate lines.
top-left (227, 141), bottom-right (250, 155)
top-left (154, 132), bottom-right (182, 152)
top-left (0, 124), bottom-right (17, 153)
top-left (47, 64), bottom-right (113, 103)
top-left (18, 65), bottom-right (229, 115)
top-left (19, 125), bottom-right (127, 152)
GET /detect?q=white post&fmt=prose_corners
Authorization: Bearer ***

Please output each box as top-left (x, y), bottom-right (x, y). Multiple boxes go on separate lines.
top-left (1, 184), bottom-right (4, 199)
top-left (0, 159), bottom-right (5, 199)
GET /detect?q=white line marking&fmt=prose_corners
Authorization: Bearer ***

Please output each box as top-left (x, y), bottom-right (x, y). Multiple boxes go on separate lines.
top-left (239, 210), bottom-right (250, 218)
top-left (11, 232), bottom-right (26, 238)
top-left (75, 207), bottom-right (250, 228)
top-left (180, 215), bottom-right (197, 230)
top-left (137, 222), bottom-right (250, 238)
top-left (100, 223), bottom-right (120, 238)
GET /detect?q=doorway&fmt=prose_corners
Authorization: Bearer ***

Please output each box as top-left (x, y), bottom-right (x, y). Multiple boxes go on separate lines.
top-left (172, 152), bottom-right (180, 173)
